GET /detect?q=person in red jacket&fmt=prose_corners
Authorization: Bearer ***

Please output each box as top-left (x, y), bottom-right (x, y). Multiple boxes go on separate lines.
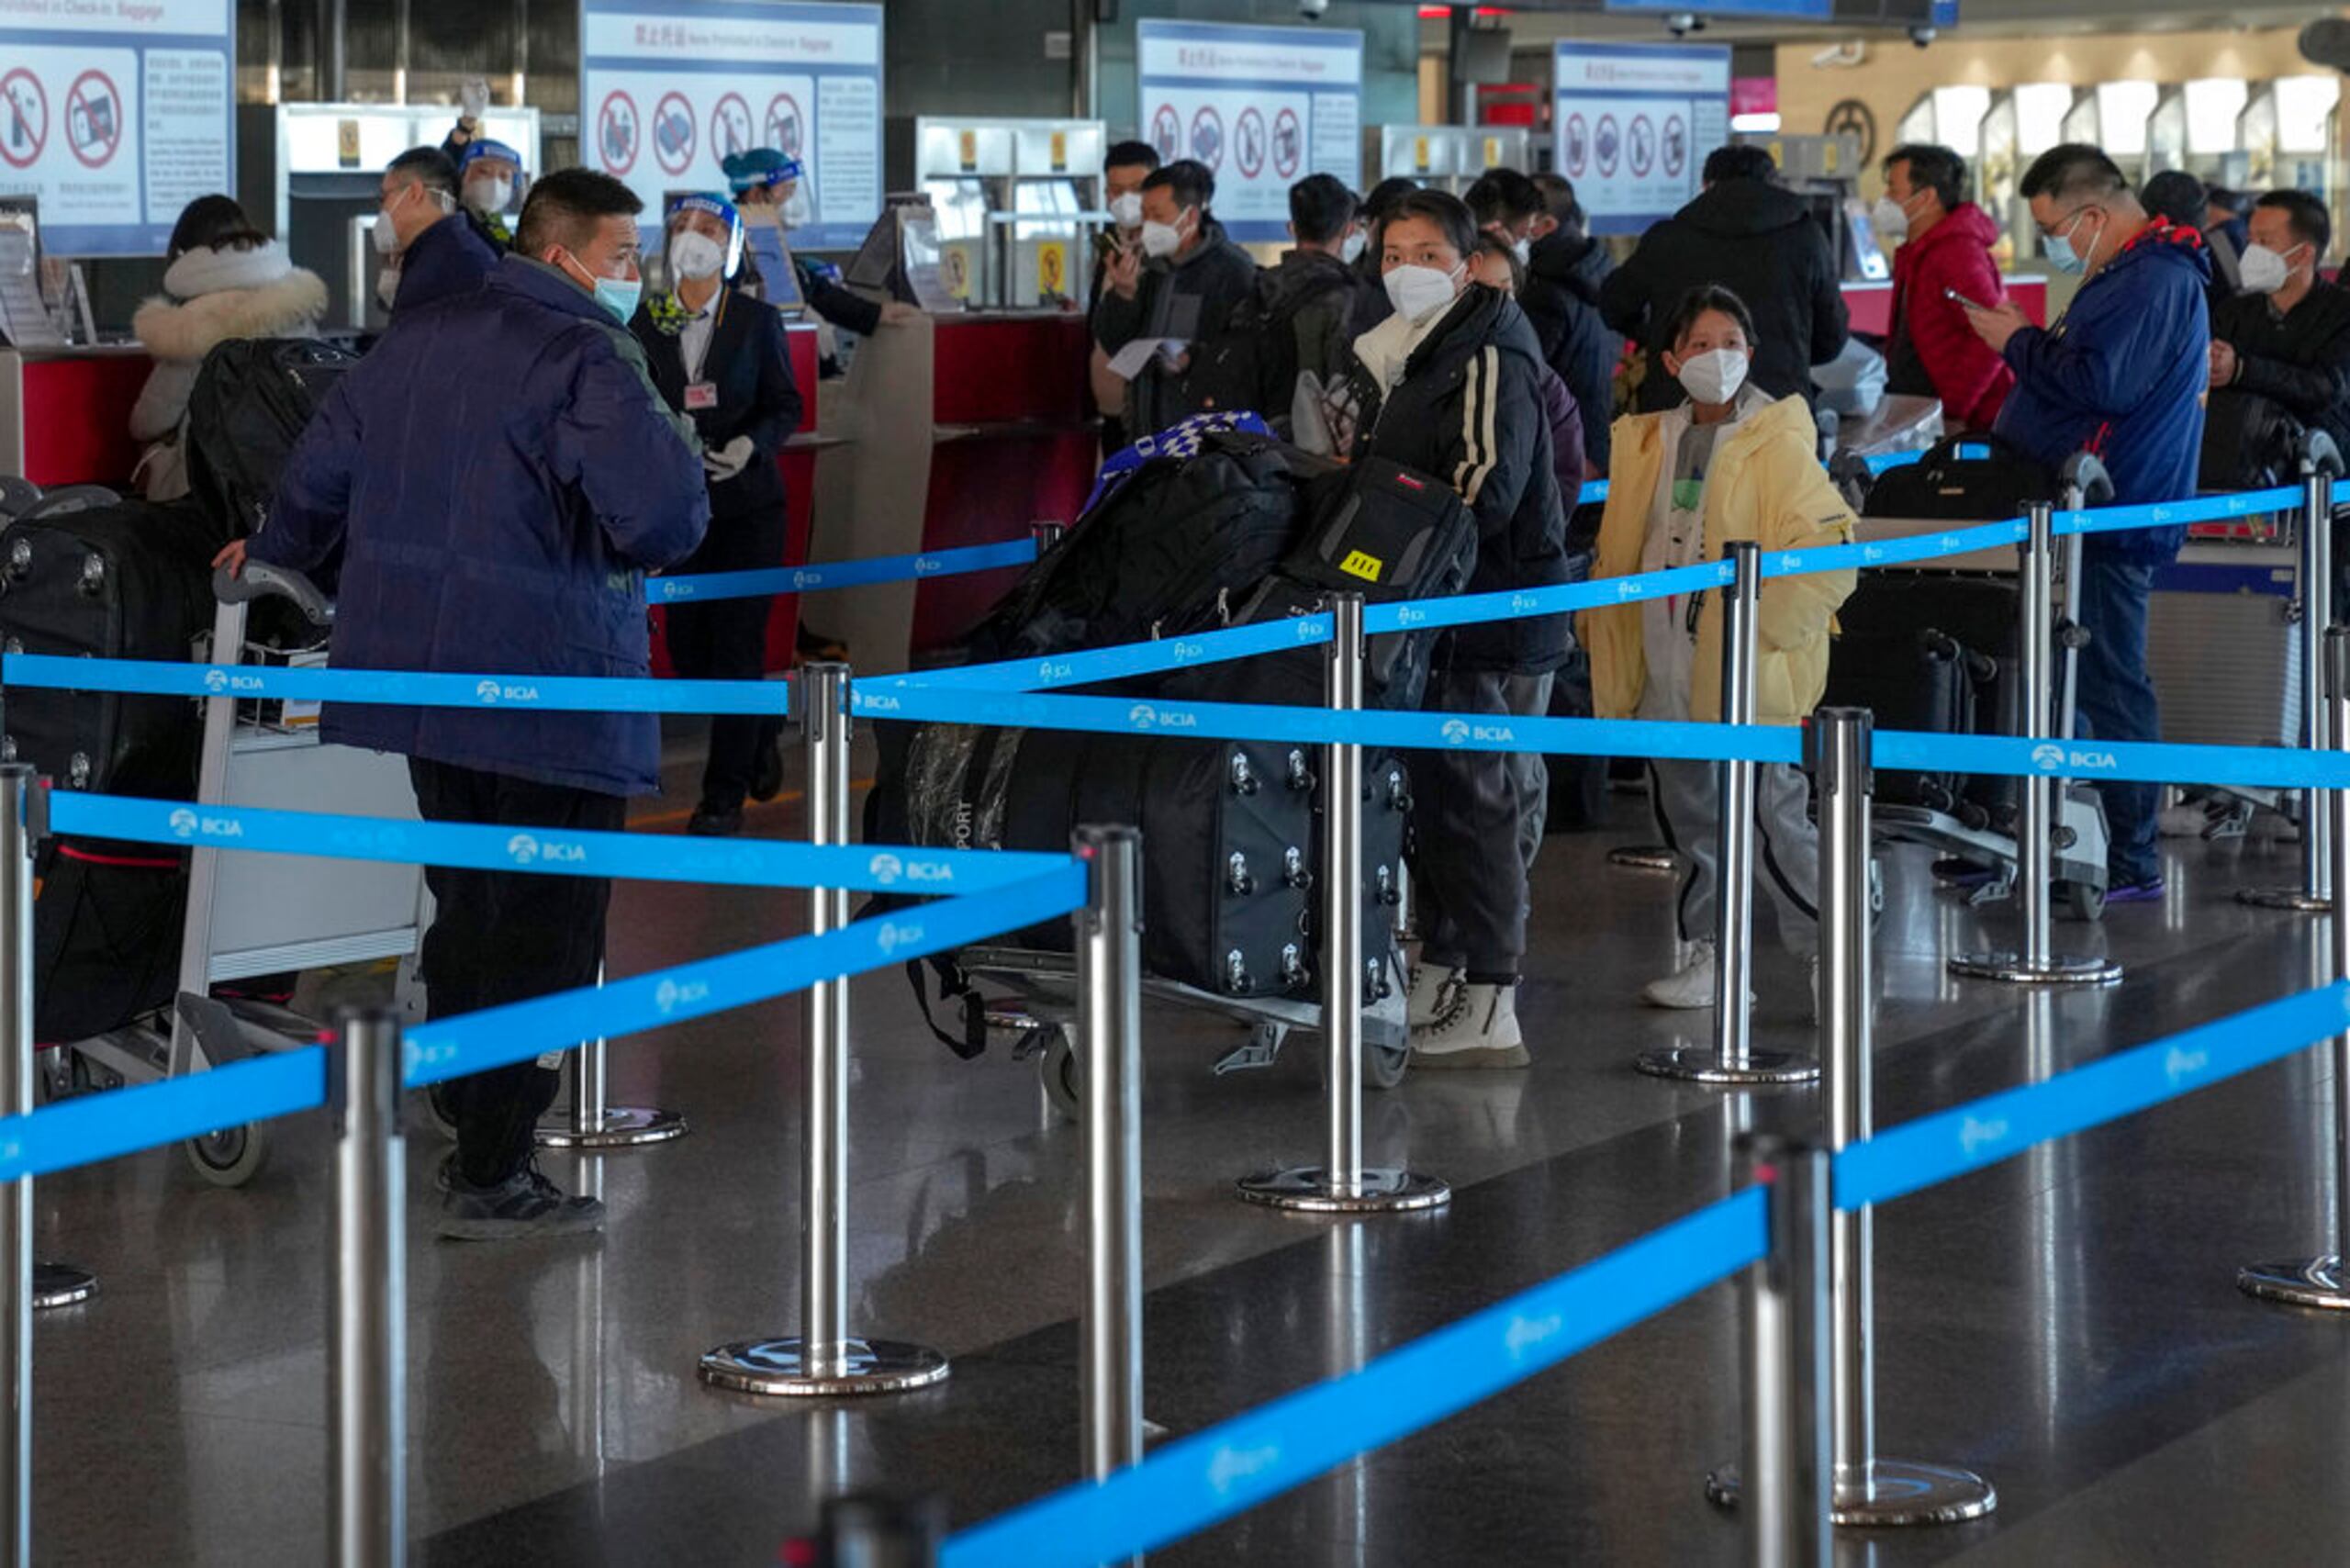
top-left (1876, 143), bottom-right (2016, 431)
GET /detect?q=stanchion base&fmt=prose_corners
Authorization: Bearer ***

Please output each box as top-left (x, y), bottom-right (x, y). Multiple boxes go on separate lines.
top-left (1707, 1459), bottom-right (1998, 1526)
top-left (2234, 888), bottom-right (2333, 913)
top-left (1608, 845), bottom-right (1677, 872)
top-left (1634, 1044), bottom-right (1818, 1086)
top-left (1235, 1166), bottom-right (1451, 1214)
top-left (698, 1337), bottom-right (950, 1397)
top-left (2238, 1256), bottom-right (2350, 1309)
top-left (34, 1261), bottom-right (95, 1310)
top-left (533, 1105), bottom-right (688, 1149)
top-left (1946, 950), bottom-right (2123, 987)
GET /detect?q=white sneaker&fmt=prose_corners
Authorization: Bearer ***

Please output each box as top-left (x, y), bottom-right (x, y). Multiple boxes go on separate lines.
top-left (1410, 981), bottom-right (1528, 1070)
top-left (1642, 939), bottom-right (1719, 1010)
top-left (1406, 963), bottom-right (1461, 1029)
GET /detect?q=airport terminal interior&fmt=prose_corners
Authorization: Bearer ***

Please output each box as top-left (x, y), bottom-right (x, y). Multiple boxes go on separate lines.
top-left (11, 0), bottom-right (2350, 1563)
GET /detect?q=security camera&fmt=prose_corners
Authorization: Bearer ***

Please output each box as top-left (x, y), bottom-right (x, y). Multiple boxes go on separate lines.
top-left (1665, 13), bottom-right (1707, 38)
top-left (1908, 24), bottom-right (1936, 48)
top-left (1299, 0), bottom-right (1328, 17)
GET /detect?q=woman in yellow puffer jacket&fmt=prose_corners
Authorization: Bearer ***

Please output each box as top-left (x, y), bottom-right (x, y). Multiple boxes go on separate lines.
top-left (1578, 285), bottom-right (1857, 1011)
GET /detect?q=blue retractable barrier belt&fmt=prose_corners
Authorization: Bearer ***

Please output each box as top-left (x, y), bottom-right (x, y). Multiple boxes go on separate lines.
top-left (1836, 980), bottom-right (2350, 1211)
top-left (402, 861), bottom-right (1086, 1086)
top-left (0, 654), bottom-right (790, 716)
top-left (1873, 727), bottom-right (2350, 790)
top-left (939, 1186), bottom-right (1766, 1568)
top-left (853, 684), bottom-right (1809, 765)
top-left (654, 538), bottom-right (1037, 603)
top-left (881, 613), bottom-right (1337, 694)
top-left (49, 792), bottom-right (1064, 894)
top-left (0, 1048), bottom-right (328, 1184)
top-left (2055, 486), bottom-right (2302, 540)
top-left (1362, 560), bottom-right (1731, 637)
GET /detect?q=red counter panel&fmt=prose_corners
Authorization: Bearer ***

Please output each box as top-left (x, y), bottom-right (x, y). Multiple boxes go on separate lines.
top-left (22, 354), bottom-right (152, 488)
top-left (1841, 277), bottom-right (2047, 339)
top-left (932, 313), bottom-right (1092, 426)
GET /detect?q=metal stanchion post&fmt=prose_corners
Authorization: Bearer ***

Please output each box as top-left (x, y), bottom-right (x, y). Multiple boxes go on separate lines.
top-left (1076, 826), bottom-right (1145, 1510)
top-left (535, 967), bottom-right (686, 1148)
top-left (329, 1007), bottom-right (406, 1568)
top-left (1239, 596), bottom-right (1448, 1213)
top-left (1641, 543), bottom-right (1818, 1084)
top-left (1031, 520), bottom-right (1068, 555)
top-left (1707, 1135), bottom-right (1830, 1568)
top-left (2241, 468), bottom-right (2335, 913)
top-left (0, 766), bottom-right (34, 1564)
top-left (2240, 626), bottom-right (2350, 1307)
top-left (1951, 503), bottom-right (2122, 986)
top-left (701, 664), bottom-right (949, 1395)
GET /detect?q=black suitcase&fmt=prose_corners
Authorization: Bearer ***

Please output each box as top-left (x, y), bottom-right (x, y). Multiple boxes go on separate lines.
top-left (184, 337), bottom-right (360, 541)
top-left (1863, 432), bottom-right (2055, 522)
top-left (1830, 570), bottom-right (2020, 825)
top-left (0, 498), bottom-right (217, 795)
top-left (32, 837), bottom-right (187, 1043)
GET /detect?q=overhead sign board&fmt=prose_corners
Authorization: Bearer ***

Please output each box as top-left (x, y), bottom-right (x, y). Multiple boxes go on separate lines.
top-left (1552, 42), bottom-right (1730, 237)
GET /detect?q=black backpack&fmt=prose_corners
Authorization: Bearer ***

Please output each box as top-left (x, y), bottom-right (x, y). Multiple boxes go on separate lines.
top-left (185, 338), bottom-right (360, 542)
top-left (2200, 388), bottom-right (2311, 492)
top-left (1863, 431), bottom-right (2057, 521)
top-left (1188, 271), bottom-right (1345, 425)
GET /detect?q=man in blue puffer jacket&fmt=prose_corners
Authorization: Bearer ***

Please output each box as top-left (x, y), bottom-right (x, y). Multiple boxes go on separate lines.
top-left (229, 169), bottom-right (710, 1238)
top-left (1966, 143), bottom-right (2210, 903)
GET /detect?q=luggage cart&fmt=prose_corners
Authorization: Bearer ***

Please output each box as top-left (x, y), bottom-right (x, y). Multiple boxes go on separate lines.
top-left (1847, 454), bottom-right (2113, 921)
top-left (954, 945), bottom-right (1411, 1123)
top-left (49, 563), bottom-right (431, 1185)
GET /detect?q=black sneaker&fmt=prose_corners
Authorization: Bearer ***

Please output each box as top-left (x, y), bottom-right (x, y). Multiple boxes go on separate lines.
top-left (688, 801), bottom-right (744, 837)
top-left (749, 740), bottom-right (785, 803)
top-left (436, 1162), bottom-right (605, 1242)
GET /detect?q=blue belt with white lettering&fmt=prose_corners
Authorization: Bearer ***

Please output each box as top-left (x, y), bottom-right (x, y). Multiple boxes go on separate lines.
top-left (654, 538), bottom-right (1038, 603)
top-left (0, 654), bottom-right (790, 716)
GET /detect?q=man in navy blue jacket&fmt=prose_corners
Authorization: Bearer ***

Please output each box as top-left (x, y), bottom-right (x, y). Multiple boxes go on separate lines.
top-left (1965, 143), bottom-right (2210, 902)
top-left (372, 147), bottom-right (498, 316)
top-left (230, 169), bottom-right (710, 1238)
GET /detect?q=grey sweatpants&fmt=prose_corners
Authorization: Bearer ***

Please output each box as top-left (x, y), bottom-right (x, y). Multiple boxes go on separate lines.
top-left (1414, 667), bottom-right (1556, 980)
top-left (1649, 757), bottom-right (1820, 958)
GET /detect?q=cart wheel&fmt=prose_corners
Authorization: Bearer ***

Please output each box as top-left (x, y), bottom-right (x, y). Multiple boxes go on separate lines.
top-left (1039, 1030), bottom-right (1082, 1125)
top-left (185, 1123), bottom-right (270, 1188)
top-left (2062, 880), bottom-right (2107, 924)
top-left (420, 1082), bottom-right (459, 1142)
top-left (1365, 1042), bottom-right (1410, 1091)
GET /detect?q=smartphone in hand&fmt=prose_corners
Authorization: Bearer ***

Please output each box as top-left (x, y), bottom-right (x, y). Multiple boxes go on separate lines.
top-left (1943, 286), bottom-right (1989, 312)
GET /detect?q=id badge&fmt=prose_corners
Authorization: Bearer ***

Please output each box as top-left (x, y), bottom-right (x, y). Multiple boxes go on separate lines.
top-left (684, 381), bottom-right (719, 410)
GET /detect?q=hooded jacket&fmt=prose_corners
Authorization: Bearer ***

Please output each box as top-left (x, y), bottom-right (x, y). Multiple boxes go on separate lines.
top-left (1091, 213), bottom-right (1261, 437)
top-left (129, 241), bottom-right (329, 443)
top-left (1599, 178), bottom-right (1849, 414)
top-left (1886, 201), bottom-right (2016, 431)
top-left (1349, 286), bottom-right (1571, 674)
top-left (1581, 393), bottom-right (1857, 726)
top-left (1523, 230), bottom-right (1622, 471)
top-left (391, 212), bottom-right (499, 314)
top-left (248, 256), bottom-right (710, 796)
top-left (1994, 218), bottom-right (2211, 564)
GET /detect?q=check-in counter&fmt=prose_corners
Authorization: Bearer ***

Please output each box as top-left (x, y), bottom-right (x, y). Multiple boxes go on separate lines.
top-left (1841, 275), bottom-right (2049, 337)
top-left (0, 346), bottom-right (155, 487)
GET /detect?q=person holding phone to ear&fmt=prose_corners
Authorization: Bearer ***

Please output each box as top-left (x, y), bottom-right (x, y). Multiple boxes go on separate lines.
top-left (1876, 143), bottom-right (2015, 431)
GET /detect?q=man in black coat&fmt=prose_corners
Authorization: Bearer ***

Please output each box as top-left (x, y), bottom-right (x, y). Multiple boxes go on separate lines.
top-left (1092, 159), bottom-right (1262, 438)
top-left (1601, 144), bottom-right (1848, 412)
top-left (630, 194), bottom-right (806, 835)
top-left (2207, 189), bottom-right (2350, 474)
top-left (1525, 172), bottom-right (1620, 474)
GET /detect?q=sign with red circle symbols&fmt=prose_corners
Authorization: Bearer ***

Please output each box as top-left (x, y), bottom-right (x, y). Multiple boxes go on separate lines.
top-left (64, 69), bottom-right (121, 170)
top-left (597, 89), bottom-right (640, 174)
top-left (1190, 105), bottom-right (1224, 171)
top-left (764, 93), bottom-right (803, 163)
top-left (1233, 107), bottom-right (1266, 180)
top-left (1150, 105), bottom-right (1180, 163)
top-left (1628, 115), bottom-right (1655, 178)
top-left (1595, 114), bottom-right (1620, 178)
top-left (711, 93), bottom-right (752, 162)
top-left (1561, 114), bottom-right (1589, 178)
top-left (0, 70), bottom-right (46, 172)
top-left (1662, 115), bottom-right (1687, 179)
top-left (653, 90), bottom-right (696, 176)
top-left (1272, 107), bottom-right (1302, 180)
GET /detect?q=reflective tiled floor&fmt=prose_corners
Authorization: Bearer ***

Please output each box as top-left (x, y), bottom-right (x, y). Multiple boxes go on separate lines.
top-left (27, 738), bottom-right (2350, 1566)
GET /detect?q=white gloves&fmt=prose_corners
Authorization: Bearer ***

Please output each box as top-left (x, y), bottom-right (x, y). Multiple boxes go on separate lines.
top-left (702, 435), bottom-right (756, 483)
top-left (460, 75), bottom-right (490, 124)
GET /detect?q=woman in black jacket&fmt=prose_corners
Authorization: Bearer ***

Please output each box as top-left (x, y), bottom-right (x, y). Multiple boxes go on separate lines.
top-left (1347, 189), bottom-right (1571, 1070)
top-left (631, 194), bottom-right (807, 835)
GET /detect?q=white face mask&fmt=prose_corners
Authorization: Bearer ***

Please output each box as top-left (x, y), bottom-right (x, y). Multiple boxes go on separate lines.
top-left (1109, 192), bottom-right (1144, 229)
top-left (1676, 347), bottom-right (1750, 407)
top-left (1139, 211), bottom-right (1190, 260)
top-left (464, 176), bottom-right (512, 217)
top-left (1510, 236), bottom-right (1532, 266)
top-left (2237, 241), bottom-right (2298, 297)
top-left (670, 230), bottom-right (727, 281)
top-left (1383, 263), bottom-right (1463, 325)
top-left (375, 264), bottom-right (400, 312)
top-left (1340, 230), bottom-right (1367, 265)
top-left (371, 213), bottom-right (397, 255)
top-left (1870, 194), bottom-right (1912, 243)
